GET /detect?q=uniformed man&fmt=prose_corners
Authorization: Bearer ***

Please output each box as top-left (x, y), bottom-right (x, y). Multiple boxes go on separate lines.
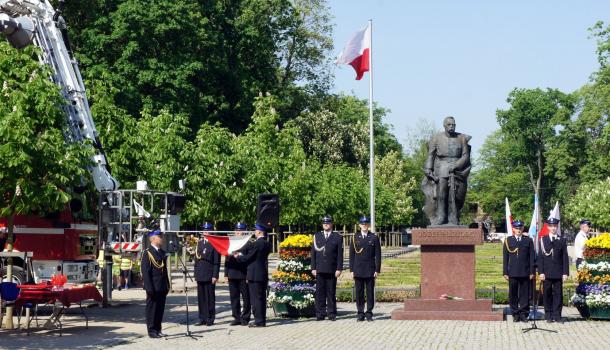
top-left (141, 230), bottom-right (170, 338)
top-left (349, 216), bottom-right (381, 322)
top-left (225, 222), bottom-right (251, 326)
top-left (538, 217), bottom-right (569, 323)
top-left (311, 215), bottom-right (343, 321)
top-left (502, 220), bottom-right (535, 322)
top-left (235, 223), bottom-right (271, 327)
top-left (574, 219), bottom-right (591, 269)
top-left (194, 222), bottom-right (221, 326)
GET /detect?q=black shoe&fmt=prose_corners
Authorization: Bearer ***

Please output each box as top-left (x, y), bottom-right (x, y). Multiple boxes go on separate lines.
top-left (328, 315), bottom-right (336, 321)
top-left (157, 332), bottom-right (167, 337)
top-left (520, 316), bottom-right (529, 322)
top-left (241, 320), bottom-right (249, 326)
top-left (206, 322), bottom-right (214, 326)
top-left (248, 323), bottom-right (265, 328)
top-left (512, 316), bottom-right (520, 322)
top-left (195, 321), bottom-right (206, 326)
top-left (366, 317), bottom-right (373, 322)
top-left (546, 319), bottom-right (554, 323)
top-left (357, 316), bottom-right (365, 322)
top-left (230, 320), bottom-right (241, 326)
top-left (316, 316), bottom-right (325, 321)
top-left (148, 333), bottom-right (161, 339)
top-left (554, 318), bottom-right (564, 324)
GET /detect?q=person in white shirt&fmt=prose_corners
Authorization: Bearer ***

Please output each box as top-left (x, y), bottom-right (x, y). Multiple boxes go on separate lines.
top-left (573, 219), bottom-right (591, 269)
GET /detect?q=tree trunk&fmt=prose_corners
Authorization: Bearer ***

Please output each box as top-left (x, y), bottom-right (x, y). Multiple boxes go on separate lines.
top-left (4, 214), bottom-right (15, 329)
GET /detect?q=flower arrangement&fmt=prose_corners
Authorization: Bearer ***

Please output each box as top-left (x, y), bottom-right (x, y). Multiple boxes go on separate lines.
top-left (573, 233), bottom-right (610, 319)
top-left (268, 234), bottom-right (315, 316)
top-left (585, 233), bottom-right (610, 250)
top-left (279, 234), bottom-right (313, 249)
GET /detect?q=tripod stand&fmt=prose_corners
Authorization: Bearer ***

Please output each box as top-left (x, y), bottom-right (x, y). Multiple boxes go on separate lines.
top-left (522, 277), bottom-right (556, 333)
top-left (164, 251), bottom-right (202, 340)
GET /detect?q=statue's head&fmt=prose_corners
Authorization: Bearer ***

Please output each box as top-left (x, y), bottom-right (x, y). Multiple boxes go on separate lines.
top-left (443, 116), bottom-right (456, 134)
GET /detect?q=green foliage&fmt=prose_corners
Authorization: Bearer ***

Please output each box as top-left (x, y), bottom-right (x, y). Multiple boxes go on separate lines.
top-left (0, 42), bottom-right (90, 217)
top-left (375, 151), bottom-right (417, 226)
top-left (565, 178), bottom-right (610, 230)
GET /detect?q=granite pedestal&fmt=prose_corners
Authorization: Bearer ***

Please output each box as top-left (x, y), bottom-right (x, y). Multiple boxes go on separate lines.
top-left (391, 227), bottom-right (503, 321)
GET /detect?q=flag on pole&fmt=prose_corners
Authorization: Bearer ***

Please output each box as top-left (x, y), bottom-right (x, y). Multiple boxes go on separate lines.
top-left (203, 233), bottom-right (252, 256)
top-left (505, 197), bottom-right (513, 236)
top-left (528, 194), bottom-right (540, 252)
top-left (335, 23), bottom-right (371, 80)
top-left (538, 201), bottom-right (561, 238)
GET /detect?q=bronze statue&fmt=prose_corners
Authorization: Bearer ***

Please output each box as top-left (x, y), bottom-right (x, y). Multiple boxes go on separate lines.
top-left (422, 116), bottom-right (471, 226)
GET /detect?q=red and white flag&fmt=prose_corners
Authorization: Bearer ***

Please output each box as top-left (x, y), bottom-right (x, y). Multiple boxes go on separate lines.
top-left (538, 201), bottom-right (561, 238)
top-left (505, 197), bottom-right (513, 236)
top-left (203, 233), bottom-right (252, 256)
top-left (335, 23), bottom-right (371, 80)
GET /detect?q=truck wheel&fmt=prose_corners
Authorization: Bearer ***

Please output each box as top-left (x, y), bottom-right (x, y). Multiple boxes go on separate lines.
top-left (1, 266), bottom-right (25, 284)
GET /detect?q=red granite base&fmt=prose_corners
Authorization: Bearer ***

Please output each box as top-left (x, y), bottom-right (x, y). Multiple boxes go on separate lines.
top-left (390, 299), bottom-right (503, 321)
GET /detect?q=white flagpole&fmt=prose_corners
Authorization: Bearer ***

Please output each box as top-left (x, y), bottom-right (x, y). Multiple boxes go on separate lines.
top-left (368, 19), bottom-right (375, 233)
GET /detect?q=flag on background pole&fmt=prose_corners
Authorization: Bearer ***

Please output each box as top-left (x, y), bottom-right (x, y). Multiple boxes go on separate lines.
top-left (505, 197), bottom-right (513, 236)
top-left (528, 194), bottom-right (540, 252)
top-left (203, 233), bottom-right (252, 256)
top-left (335, 23), bottom-right (371, 80)
top-left (538, 201), bottom-right (561, 238)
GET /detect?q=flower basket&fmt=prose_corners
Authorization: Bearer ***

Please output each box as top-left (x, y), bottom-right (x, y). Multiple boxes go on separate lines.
top-left (589, 307), bottom-right (610, 319)
top-left (272, 301), bottom-right (316, 318)
top-left (575, 303), bottom-right (591, 319)
top-left (268, 234), bottom-right (316, 318)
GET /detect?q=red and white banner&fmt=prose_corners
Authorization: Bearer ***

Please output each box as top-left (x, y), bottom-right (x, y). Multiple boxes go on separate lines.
top-left (538, 201), bottom-right (561, 238)
top-left (335, 23), bottom-right (371, 80)
top-left (204, 233), bottom-right (252, 256)
top-left (111, 242), bottom-right (140, 251)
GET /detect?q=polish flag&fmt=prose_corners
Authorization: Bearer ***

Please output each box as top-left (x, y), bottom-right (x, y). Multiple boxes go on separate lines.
top-left (505, 197), bottom-right (513, 236)
top-left (538, 201), bottom-right (560, 238)
top-left (203, 233), bottom-right (252, 256)
top-left (335, 23), bottom-right (371, 80)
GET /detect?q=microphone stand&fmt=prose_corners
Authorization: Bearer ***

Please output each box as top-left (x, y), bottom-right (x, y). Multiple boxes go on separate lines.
top-left (165, 242), bottom-right (202, 340)
top-left (522, 276), bottom-right (556, 333)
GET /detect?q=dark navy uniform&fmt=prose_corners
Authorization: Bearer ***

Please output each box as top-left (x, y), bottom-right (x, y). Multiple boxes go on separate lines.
top-left (502, 228), bottom-right (535, 322)
top-left (141, 234), bottom-right (170, 337)
top-left (225, 222), bottom-right (251, 325)
top-left (311, 216), bottom-right (343, 320)
top-left (237, 231), bottom-right (271, 327)
top-left (538, 231), bottom-right (569, 322)
top-left (349, 227), bottom-right (381, 321)
top-left (194, 237), bottom-right (221, 325)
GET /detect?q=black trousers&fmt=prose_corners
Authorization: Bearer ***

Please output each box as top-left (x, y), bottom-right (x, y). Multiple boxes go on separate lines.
top-left (355, 277), bottom-right (375, 317)
top-left (145, 291), bottom-right (167, 334)
top-left (508, 277), bottom-right (530, 318)
top-left (543, 279), bottom-right (563, 320)
top-left (197, 281), bottom-right (216, 323)
top-left (315, 273), bottom-right (337, 318)
top-left (248, 281), bottom-right (267, 325)
top-left (228, 278), bottom-right (250, 322)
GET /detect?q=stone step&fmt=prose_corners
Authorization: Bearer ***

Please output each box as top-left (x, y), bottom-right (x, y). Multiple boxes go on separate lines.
top-left (391, 309), bottom-right (504, 321)
top-left (402, 299), bottom-right (493, 312)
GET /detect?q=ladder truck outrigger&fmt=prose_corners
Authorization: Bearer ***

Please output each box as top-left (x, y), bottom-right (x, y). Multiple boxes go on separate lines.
top-left (0, 1), bottom-right (185, 302)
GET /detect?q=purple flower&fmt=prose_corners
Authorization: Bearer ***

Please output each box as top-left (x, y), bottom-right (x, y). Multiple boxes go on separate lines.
top-left (576, 283), bottom-right (610, 295)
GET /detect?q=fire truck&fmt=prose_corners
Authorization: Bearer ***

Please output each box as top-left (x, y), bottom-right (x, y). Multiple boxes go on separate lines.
top-left (0, 0), bottom-right (183, 285)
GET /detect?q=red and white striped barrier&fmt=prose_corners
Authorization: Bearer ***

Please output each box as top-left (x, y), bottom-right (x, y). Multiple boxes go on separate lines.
top-left (110, 243), bottom-right (141, 252)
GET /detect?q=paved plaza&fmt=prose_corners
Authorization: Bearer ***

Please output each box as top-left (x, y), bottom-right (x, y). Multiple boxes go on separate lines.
top-left (1, 281), bottom-right (609, 350)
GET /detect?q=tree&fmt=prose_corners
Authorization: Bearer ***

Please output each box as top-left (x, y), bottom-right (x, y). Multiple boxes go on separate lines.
top-left (0, 43), bottom-right (90, 328)
top-left (496, 88), bottom-right (575, 227)
top-left (374, 151), bottom-right (417, 227)
top-left (469, 131), bottom-right (532, 225)
top-left (565, 178), bottom-right (610, 230)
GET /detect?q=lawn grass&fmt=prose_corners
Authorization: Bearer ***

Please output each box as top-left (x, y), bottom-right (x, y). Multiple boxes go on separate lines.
top-left (338, 242), bottom-right (577, 290)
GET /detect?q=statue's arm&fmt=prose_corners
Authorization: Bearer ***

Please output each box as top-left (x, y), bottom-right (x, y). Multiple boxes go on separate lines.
top-left (423, 136), bottom-right (438, 181)
top-left (453, 134), bottom-right (471, 171)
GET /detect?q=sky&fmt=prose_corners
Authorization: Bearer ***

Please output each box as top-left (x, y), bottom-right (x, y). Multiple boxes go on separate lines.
top-left (329, 0), bottom-right (610, 156)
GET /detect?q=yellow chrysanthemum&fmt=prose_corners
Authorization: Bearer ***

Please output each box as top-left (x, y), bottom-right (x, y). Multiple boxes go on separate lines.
top-left (585, 233), bottom-right (610, 250)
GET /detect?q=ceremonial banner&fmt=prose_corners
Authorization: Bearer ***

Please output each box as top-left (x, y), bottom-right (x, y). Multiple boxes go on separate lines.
top-left (204, 233), bottom-right (252, 256)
